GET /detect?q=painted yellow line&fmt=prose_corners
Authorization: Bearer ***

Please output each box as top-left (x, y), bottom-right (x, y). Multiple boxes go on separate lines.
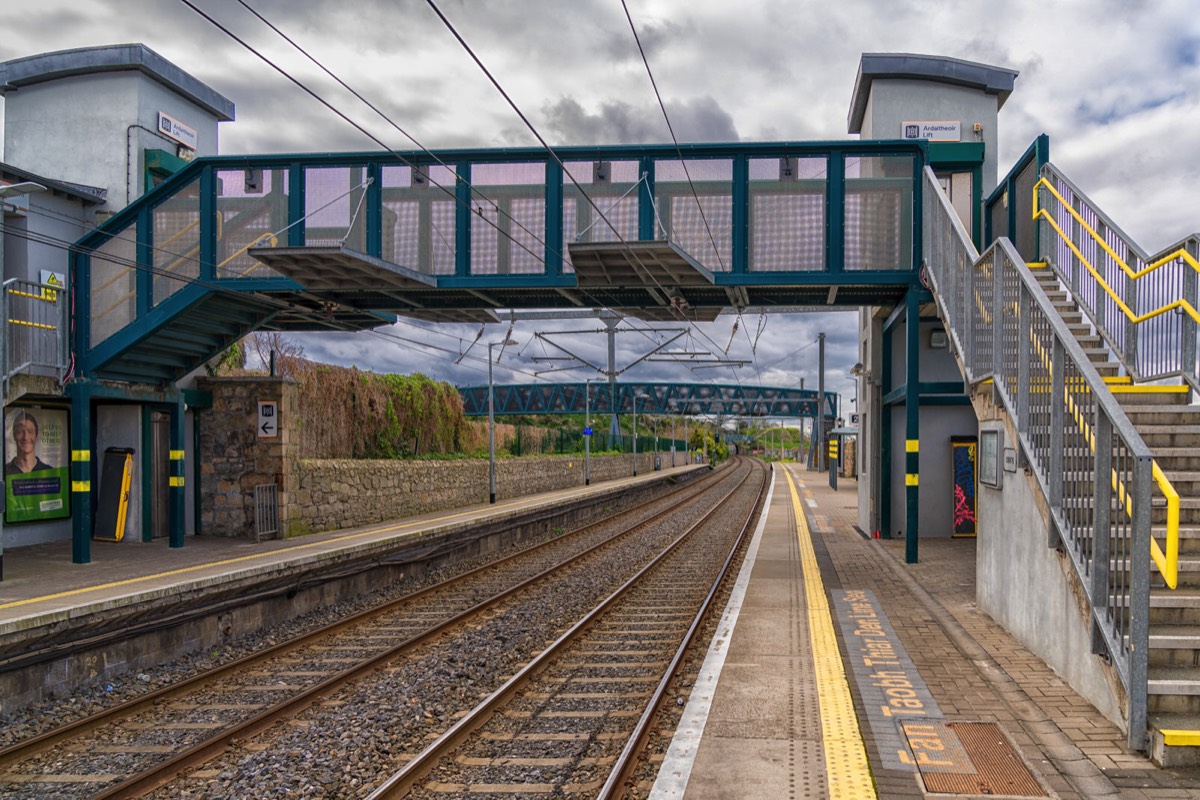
top-left (905, 440), bottom-right (919, 453)
top-left (783, 468), bottom-right (875, 798)
top-left (169, 449), bottom-right (185, 460)
top-left (1108, 385), bottom-right (1189, 394)
top-left (905, 474), bottom-right (919, 487)
top-left (71, 450), bottom-right (91, 461)
top-left (169, 476), bottom-right (185, 488)
top-left (0, 470), bottom-right (687, 612)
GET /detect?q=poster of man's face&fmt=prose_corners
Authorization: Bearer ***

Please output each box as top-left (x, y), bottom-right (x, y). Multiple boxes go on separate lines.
top-left (4, 406), bottom-right (70, 522)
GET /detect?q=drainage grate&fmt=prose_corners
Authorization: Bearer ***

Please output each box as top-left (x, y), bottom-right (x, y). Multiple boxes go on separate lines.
top-left (254, 483), bottom-right (279, 540)
top-left (901, 721), bottom-right (1047, 797)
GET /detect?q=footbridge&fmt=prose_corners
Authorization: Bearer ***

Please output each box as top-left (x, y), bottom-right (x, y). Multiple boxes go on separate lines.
top-left (46, 53), bottom-right (1200, 757)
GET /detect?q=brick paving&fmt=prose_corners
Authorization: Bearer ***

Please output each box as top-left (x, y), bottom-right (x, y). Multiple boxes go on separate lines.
top-left (790, 465), bottom-right (1200, 798)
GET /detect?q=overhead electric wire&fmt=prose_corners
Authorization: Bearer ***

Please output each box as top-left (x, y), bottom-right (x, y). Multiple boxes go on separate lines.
top-left (619, 0), bottom-right (725, 271)
top-left (420, 0), bottom-right (684, 308)
top-left (173, 0), bottom-right (549, 269)
top-left (230, 0), bottom-right (557, 269)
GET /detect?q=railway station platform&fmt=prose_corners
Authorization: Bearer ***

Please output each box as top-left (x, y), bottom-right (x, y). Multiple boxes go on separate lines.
top-left (652, 463), bottom-right (1200, 800)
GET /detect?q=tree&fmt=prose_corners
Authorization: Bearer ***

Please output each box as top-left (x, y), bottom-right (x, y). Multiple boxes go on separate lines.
top-left (248, 331), bottom-right (305, 377)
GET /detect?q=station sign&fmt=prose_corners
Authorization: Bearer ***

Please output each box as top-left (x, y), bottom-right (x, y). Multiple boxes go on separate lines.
top-left (157, 111), bottom-right (198, 150)
top-left (900, 120), bottom-right (961, 142)
top-left (257, 401), bottom-right (278, 438)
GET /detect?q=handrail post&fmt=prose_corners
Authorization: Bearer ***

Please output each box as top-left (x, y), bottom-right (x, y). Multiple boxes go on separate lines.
top-left (1125, 261), bottom-right (1140, 377)
top-left (991, 250), bottom-right (1003, 381)
top-left (1048, 337), bottom-right (1066, 547)
top-left (1016, 288), bottom-right (1031, 435)
top-left (1091, 408), bottom-right (1113, 653)
top-left (1183, 240), bottom-right (1198, 391)
top-left (1128, 455), bottom-right (1152, 751)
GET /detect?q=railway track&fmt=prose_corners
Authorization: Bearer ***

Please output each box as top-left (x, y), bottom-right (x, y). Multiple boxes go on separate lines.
top-left (0, 459), bottom-right (756, 800)
top-left (372, 458), bottom-right (768, 799)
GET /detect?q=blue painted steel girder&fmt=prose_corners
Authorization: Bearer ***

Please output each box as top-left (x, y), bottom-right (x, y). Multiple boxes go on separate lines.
top-left (458, 382), bottom-right (836, 419)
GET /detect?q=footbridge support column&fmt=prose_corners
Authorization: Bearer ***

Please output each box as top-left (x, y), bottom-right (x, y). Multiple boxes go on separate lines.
top-left (904, 288), bottom-right (921, 563)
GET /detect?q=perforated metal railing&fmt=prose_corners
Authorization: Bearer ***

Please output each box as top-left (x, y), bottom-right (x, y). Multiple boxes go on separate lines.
top-left (923, 166), bottom-right (1152, 749)
top-left (2, 278), bottom-right (69, 396)
top-left (76, 142), bottom-right (925, 350)
top-left (1035, 163), bottom-right (1200, 389)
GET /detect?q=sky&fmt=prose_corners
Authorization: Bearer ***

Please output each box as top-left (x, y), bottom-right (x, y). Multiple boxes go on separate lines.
top-left (1, 0), bottom-right (1197, 414)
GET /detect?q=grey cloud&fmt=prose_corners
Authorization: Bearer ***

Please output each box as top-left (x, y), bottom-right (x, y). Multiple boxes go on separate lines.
top-left (537, 95), bottom-right (738, 145)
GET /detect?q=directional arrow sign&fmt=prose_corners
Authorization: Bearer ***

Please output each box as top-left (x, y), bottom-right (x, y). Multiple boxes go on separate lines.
top-left (257, 401), bottom-right (278, 438)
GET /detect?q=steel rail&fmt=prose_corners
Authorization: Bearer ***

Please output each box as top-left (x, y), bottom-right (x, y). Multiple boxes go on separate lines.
top-left (597, 461), bottom-right (769, 799)
top-left (0, 465), bottom-right (726, 772)
top-left (82, 461), bottom-right (748, 800)
top-left (366, 459), bottom-right (763, 799)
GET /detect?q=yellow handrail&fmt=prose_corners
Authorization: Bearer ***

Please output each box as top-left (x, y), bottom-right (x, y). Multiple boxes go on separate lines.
top-left (1032, 176), bottom-right (1184, 586)
top-left (1033, 178), bottom-right (1200, 325)
top-left (1034, 177), bottom-right (1200, 279)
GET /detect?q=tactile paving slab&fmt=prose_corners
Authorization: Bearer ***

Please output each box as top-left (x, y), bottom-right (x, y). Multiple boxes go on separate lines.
top-left (901, 720), bottom-right (1046, 796)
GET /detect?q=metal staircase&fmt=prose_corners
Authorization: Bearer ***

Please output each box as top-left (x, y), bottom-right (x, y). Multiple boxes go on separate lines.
top-left (924, 148), bottom-right (1200, 760)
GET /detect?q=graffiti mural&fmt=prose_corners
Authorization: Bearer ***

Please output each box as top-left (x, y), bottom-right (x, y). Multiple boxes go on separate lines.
top-left (951, 436), bottom-right (977, 536)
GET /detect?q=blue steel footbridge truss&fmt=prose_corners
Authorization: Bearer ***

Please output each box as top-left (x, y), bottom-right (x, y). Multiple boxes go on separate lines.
top-left (457, 382), bottom-right (836, 419)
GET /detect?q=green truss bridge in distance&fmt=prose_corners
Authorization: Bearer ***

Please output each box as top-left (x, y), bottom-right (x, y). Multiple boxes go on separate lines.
top-left (456, 382), bottom-right (835, 419)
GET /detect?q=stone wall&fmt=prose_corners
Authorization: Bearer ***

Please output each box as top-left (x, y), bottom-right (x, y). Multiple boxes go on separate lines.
top-left (289, 452), bottom-right (666, 535)
top-left (196, 376), bottom-right (299, 539)
top-left (197, 375), bottom-right (703, 539)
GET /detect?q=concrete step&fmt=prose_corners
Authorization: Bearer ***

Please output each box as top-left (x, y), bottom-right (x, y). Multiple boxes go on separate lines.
top-left (1139, 426), bottom-right (1200, 448)
top-left (1148, 717), bottom-right (1200, 768)
top-left (1113, 388), bottom-right (1192, 406)
top-left (1149, 625), bottom-right (1200, 650)
top-left (1149, 666), bottom-right (1200, 695)
top-left (1122, 406), bottom-right (1200, 426)
top-left (1150, 449), bottom-right (1200, 470)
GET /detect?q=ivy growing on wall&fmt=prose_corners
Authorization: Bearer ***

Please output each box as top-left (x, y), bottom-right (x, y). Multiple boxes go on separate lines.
top-left (282, 356), bottom-right (484, 459)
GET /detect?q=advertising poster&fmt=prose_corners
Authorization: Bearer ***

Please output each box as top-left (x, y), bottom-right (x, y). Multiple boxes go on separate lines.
top-left (4, 407), bottom-right (70, 523)
top-left (951, 436), bottom-right (977, 537)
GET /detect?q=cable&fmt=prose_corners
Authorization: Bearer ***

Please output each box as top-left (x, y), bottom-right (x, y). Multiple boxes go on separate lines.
top-left (421, 0), bottom-right (683, 308)
top-left (173, 0), bottom-right (548, 269)
top-left (230, 0), bottom-right (558, 271)
top-left (620, 0), bottom-right (725, 271)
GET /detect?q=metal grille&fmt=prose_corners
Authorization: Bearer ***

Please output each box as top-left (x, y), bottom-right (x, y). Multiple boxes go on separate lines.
top-left (748, 157), bottom-right (826, 272)
top-left (844, 155), bottom-right (913, 271)
top-left (565, 160), bottom-right (640, 256)
top-left (305, 166), bottom-right (368, 250)
top-left (923, 166), bottom-right (1152, 749)
top-left (89, 233), bottom-right (137, 345)
top-left (382, 164), bottom-right (458, 276)
top-left (215, 167), bottom-right (289, 279)
top-left (654, 159), bottom-right (732, 272)
top-left (152, 177), bottom-right (201, 306)
top-left (469, 162), bottom-right (547, 276)
top-left (254, 483), bottom-right (279, 541)
top-left (3, 278), bottom-right (68, 390)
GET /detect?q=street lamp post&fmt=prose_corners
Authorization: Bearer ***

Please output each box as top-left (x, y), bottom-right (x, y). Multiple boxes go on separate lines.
top-left (633, 393), bottom-right (648, 476)
top-left (488, 338), bottom-right (518, 504)
top-left (584, 378), bottom-right (592, 486)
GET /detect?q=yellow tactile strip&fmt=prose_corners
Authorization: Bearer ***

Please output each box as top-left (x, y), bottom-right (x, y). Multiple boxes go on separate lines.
top-left (783, 467), bottom-right (876, 799)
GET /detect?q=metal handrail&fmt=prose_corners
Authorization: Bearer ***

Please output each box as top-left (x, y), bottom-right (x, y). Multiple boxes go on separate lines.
top-left (923, 165), bottom-right (1151, 748)
top-left (2, 278), bottom-right (70, 396)
top-left (1034, 163), bottom-right (1200, 389)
